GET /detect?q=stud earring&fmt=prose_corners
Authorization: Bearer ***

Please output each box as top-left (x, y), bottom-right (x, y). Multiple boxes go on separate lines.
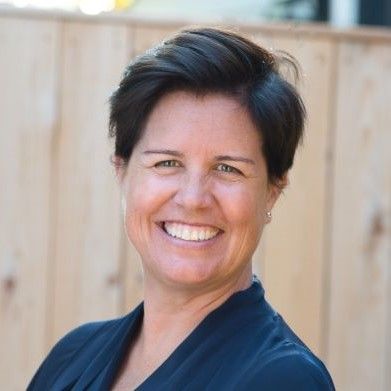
top-left (266, 211), bottom-right (272, 222)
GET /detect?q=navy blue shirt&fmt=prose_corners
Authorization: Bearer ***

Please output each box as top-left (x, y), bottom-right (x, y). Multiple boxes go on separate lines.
top-left (28, 277), bottom-right (335, 390)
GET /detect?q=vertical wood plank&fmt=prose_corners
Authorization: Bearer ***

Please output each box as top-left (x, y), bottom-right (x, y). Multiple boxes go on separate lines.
top-left (327, 41), bottom-right (391, 391)
top-left (0, 17), bottom-right (59, 390)
top-left (250, 31), bottom-right (335, 357)
top-left (52, 21), bottom-right (129, 343)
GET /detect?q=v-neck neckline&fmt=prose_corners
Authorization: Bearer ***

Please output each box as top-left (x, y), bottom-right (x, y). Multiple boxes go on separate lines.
top-left (127, 278), bottom-right (265, 390)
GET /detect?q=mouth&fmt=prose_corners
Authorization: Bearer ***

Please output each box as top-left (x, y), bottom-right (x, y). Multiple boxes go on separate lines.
top-left (159, 221), bottom-right (222, 242)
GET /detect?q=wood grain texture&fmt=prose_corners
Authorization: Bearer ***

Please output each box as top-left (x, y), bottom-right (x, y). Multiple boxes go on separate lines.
top-left (51, 21), bottom-right (129, 343)
top-left (0, 17), bottom-right (59, 390)
top-left (327, 41), bottom-right (391, 391)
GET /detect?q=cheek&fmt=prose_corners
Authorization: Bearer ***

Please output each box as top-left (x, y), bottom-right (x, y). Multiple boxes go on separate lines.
top-left (216, 183), bottom-right (266, 227)
top-left (122, 173), bottom-right (174, 222)
top-left (122, 177), bottom-right (160, 250)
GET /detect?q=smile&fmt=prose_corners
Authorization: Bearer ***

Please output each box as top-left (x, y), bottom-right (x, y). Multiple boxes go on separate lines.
top-left (162, 222), bottom-right (221, 242)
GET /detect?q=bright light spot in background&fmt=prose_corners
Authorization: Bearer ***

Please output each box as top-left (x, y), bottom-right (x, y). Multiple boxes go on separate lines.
top-left (32, 0), bottom-right (77, 8)
top-left (0, 0), bottom-right (74, 8)
top-left (12, 0), bottom-right (29, 7)
top-left (79, 0), bottom-right (114, 14)
top-left (0, 0), bottom-right (116, 14)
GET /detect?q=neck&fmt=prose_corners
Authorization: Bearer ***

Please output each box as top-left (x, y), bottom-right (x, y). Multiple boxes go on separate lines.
top-left (139, 267), bottom-right (253, 354)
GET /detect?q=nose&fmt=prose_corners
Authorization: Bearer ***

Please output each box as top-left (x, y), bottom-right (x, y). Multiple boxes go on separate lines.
top-left (173, 171), bottom-right (213, 210)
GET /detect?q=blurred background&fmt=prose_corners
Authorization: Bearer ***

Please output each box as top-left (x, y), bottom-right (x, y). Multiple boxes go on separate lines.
top-left (1, 0), bottom-right (391, 26)
top-left (0, 1), bottom-right (390, 390)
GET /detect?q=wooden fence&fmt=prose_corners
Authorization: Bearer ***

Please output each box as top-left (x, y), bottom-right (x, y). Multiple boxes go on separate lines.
top-left (0, 7), bottom-right (390, 391)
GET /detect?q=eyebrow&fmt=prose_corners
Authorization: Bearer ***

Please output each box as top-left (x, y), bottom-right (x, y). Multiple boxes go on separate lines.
top-left (215, 155), bottom-right (255, 165)
top-left (143, 150), bottom-right (255, 165)
top-left (143, 149), bottom-right (184, 157)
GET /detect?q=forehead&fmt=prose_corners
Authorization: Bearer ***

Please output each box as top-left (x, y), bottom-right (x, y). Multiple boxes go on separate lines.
top-left (136, 91), bottom-right (262, 156)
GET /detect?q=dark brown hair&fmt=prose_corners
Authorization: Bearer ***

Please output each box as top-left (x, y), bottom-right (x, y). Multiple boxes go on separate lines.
top-left (109, 27), bottom-right (305, 185)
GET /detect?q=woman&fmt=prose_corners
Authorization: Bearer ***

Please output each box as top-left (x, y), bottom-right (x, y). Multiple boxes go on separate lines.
top-left (28, 27), bottom-right (335, 390)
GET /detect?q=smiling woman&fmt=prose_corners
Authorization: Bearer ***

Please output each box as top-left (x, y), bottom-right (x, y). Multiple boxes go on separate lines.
top-left (118, 91), bottom-right (273, 291)
top-left (27, 27), bottom-right (335, 390)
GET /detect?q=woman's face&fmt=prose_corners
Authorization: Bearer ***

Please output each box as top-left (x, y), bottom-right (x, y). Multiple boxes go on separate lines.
top-left (118, 91), bottom-right (282, 291)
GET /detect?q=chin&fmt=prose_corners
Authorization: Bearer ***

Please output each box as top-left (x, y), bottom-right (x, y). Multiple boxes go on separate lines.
top-left (148, 256), bottom-right (226, 290)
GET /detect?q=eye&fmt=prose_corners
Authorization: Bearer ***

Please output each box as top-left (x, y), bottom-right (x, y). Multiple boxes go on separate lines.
top-left (154, 160), bottom-right (181, 168)
top-left (216, 163), bottom-right (242, 175)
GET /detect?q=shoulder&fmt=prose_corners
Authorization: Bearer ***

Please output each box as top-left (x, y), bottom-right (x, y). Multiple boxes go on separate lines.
top-left (57, 319), bottom-right (107, 348)
top-left (244, 349), bottom-right (335, 390)
top-left (243, 299), bottom-right (335, 389)
top-left (48, 319), bottom-right (111, 359)
top-left (27, 318), bottom-right (120, 390)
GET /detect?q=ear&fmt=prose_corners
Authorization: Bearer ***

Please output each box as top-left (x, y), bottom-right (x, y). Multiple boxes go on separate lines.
top-left (111, 155), bottom-right (127, 185)
top-left (266, 173), bottom-right (289, 211)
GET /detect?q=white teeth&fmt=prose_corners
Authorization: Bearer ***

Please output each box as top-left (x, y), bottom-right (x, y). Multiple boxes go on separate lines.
top-left (190, 230), bottom-right (198, 241)
top-left (164, 222), bottom-right (220, 241)
top-left (183, 227), bottom-right (190, 240)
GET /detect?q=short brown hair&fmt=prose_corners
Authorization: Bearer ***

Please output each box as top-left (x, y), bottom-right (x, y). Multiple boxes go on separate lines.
top-left (109, 27), bottom-right (305, 185)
